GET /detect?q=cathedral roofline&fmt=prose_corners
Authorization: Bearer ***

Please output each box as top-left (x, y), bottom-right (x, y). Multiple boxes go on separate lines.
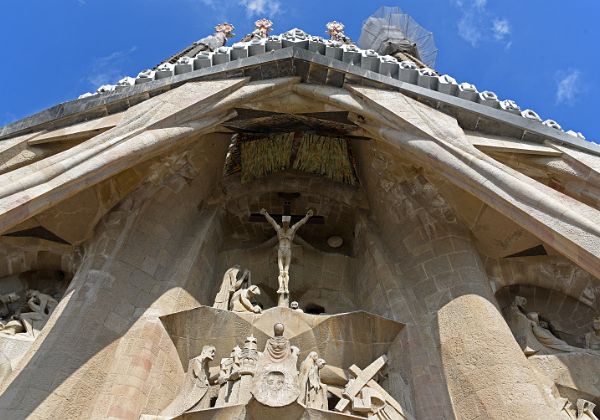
top-left (1, 38), bottom-right (597, 157)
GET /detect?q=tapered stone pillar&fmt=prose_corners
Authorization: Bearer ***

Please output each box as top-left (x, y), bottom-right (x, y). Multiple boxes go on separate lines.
top-left (351, 134), bottom-right (563, 419)
top-left (438, 294), bottom-right (561, 419)
top-left (0, 137), bottom-right (228, 420)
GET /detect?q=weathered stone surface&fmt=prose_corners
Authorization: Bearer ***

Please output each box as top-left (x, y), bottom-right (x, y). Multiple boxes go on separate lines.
top-left (0, 32), bottom-right (599, 420)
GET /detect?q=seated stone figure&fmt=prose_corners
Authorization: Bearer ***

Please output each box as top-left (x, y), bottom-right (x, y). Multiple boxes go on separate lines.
top-left (585, 317), bottom-right (600, 351)
top-left (215, 346), bottom-right (242, 406)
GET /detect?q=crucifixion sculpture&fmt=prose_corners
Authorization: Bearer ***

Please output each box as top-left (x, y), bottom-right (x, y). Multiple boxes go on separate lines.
top-left (259, 208), bottom-right (313, 296)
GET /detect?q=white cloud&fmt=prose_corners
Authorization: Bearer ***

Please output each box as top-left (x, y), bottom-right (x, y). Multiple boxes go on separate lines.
top-left (87, 46), bottom-right (137, 88)
top-left (239, 0), bottom-right (281, 17)
top-left (493, 18), bottom-right (510, 40)
top-left (474, 0), bottom-right (487, 9)
top-left (453, 0), bottom-right (511, 48)
top-left (457, 12), bottom-right (482, 47)
top-left (556, 69), bottom-right (582, 106)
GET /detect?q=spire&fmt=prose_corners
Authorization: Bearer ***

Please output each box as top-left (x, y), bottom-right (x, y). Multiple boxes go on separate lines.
top-left (154, 22), bottom-right (236, 69)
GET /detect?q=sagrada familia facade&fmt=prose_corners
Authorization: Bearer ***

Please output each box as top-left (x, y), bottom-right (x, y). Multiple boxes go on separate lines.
top-left (0, 7), bottom-right (598, 420)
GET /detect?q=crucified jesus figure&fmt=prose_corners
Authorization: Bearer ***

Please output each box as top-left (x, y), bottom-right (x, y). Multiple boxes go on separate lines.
top-left (260, 208), bottom-right (313, 294)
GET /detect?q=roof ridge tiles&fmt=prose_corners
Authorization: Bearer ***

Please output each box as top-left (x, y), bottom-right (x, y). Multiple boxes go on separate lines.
top-left (0, 27), bottom-right (596, 154)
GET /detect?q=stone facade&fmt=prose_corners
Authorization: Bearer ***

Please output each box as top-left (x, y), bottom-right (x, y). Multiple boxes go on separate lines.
top-left (0, 16), bottom-right (599, 420)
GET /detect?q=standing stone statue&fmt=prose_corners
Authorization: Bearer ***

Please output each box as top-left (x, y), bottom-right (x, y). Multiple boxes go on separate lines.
top-left (585, 317), bottom-right (600, 351)
top-left (230, 285), bottom-right (262, 314)
top-left (237, 336), bottom-right (260, 405)
top-left (259, 208), bottom-right (313, 296)
top-left (213, 266), bottom-right (251, 310)
top-left (298, 351), bottom-right (318, 404)
top-left (216, 346), bottom-right (242, 406)
top-left (252, 323), bottom-right (299, 407)
top-left (307, 358), bottom-right (327, 409)
top-left (298, 352), bottom-right (327, 409)
top-left (160, 345), bottom-right (216, 416)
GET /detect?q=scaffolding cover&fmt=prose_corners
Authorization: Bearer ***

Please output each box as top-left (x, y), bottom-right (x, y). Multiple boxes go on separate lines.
top-left (359, 6), bottom-right (438, 68)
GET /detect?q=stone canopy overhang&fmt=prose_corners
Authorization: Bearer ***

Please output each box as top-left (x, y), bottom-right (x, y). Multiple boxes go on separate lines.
top-left (0, 50), bottom-right (599, 284)
top-left (1, 45), bottom-right (598, 157)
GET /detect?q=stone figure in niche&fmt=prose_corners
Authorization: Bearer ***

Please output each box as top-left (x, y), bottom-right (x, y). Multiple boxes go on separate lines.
top-left (251, 322), bottom-right (300, 407)
top-left (505, 296), bottom-right (599, 357)
top-left (0, 290), bottom-right (58, 337)
top-left (0, 292), bottom-right (25, 336)
top-left (259, 208), bottom-right (313, 294)
top-left (527, 312), bottom-right (596, 354)
top-left (230, 285), bottom-right (262, 314)
top-left (216, 346), bottom-right (242, 406)
top-left (213, 266), bottom-right (251, 310)
top-left (585, 316), bottom-right (600, 351)
top-left (160, 345), bottom-right (216, 416)
top-left (290, 301), bottom-right (303, 312)
top-left (19, 290), bottom-right (58, 337)
top-left (0, 293), bottom-right (19, 320)
top-left (504, 295), bottom-right (536, 354)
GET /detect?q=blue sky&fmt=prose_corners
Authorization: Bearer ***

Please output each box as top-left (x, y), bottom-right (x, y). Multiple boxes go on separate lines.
top-left (1, 0), bottom-right (598, 143)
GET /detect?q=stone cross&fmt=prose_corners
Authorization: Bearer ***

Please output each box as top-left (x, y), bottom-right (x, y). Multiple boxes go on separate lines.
top-left (335, 355), bottom-right (387, 412)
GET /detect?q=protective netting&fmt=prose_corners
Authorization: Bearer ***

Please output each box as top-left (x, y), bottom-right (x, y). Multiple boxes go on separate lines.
top-left (359, 6), bottom-right (438, 68)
